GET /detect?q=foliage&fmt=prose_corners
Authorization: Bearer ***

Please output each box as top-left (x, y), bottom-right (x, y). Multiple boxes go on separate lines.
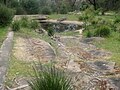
top-left (79, 7), bottom-right (96, 21)
top-left (12, 20), bottom-right (20, 31)
top-left (78, 14), bottom-right (89, 21)
top-left (15, 7), bottom-right (26, 15)
top-left (29, 20), bottom-right (39, 30)
top-left (48, 29), bottom-right (55, 37)
top-left (0, 27), bottom-right (8, 46)
top-left (91, 18), bottom-right (98, 25)
top-left (86, 30), bottom-right (93, 37)
top-left (0, 4), bottom-right (15, 27)
top-left (29, 63), bottom-right (72, 90)
top-left (20, 16), bottom-right (29, 28)
top-left (94, 25), bottom-right (111, 37)
top-left (41, 6), bottom-right (52, 15)
top-left (114, 16), bottom-right (120, 24)
top-left (59, 3), bottom-right (68, 14)
top-left (21, 0), bottom-right (39, 14)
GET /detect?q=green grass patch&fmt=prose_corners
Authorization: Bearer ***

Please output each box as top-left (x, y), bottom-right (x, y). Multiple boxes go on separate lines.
top-left (96, 14), bottom-right (120, 21)
top-left (94, 32), bottom-right (120, 65)
top-left (48, 14), bottom-right (79, 21)
top-left (15, 28), bottom-right (55, 44)
top-left (6, 55), bottom-right (34, 87)
top-left (0, 27), bottom-right (8, 46)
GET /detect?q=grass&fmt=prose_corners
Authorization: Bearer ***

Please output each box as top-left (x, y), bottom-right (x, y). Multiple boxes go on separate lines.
top-left (6, 28), bottom-right (57, 85)
top-left (82, 13), bottom-right (120, 65)
top-left (94, 32), bottom-right (120, 65)
top-left (0, 27), bottom-right (8, 46)
top-left (48, 14), bottom-right (79, 21)
top-left (15, 28), bottom-right (52, 42)
top-left (29, 63), bottom-right (72, 90)
top-left (6, 55), bottom-right (34, 87)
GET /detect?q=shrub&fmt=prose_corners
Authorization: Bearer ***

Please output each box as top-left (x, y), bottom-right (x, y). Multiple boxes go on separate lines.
top-left (29, 20), bottom-right (39, 30)
top-left (91, 18), bottom-right (99, 25)
top-left (12, 21), bottom-right (20, 31)
top-left (21, 0), bottom-right (39, 14)
top-left (16, 7), bottom-right (26, 15)
top-left (0, 4), bottom-right (15, 27)
top-left (86, 30), bottom-right (93, 37)
top-left (59, 4), bottom-right (68, 14)
top-left (41, 7), bottom-right (52, 15)
top-left (20, 16), bottom-right (29, 27)
top-left (78, 15), bottom-right (89, 21)
top-left (48, 29), bottom-right (54, 37)
top-left (29, 63), bottom-right (72, 90)
top-left (114, 17), bottom-right (120, 24)
top-left (94, 25), bottom-right (111, 37)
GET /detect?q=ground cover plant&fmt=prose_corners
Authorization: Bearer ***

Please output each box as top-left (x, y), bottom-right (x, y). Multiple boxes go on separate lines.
top-left (0, 27), bottom-right (8, 46)
top-left (29, 63), bottom-right (72, 90)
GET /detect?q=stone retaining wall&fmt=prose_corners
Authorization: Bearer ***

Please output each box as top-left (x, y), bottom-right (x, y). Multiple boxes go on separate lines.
top-left (0, 32), bottom-right (14, 90)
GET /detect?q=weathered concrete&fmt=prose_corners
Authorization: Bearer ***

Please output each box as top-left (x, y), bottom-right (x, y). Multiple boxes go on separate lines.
top-left (0, 32), bottom-right (14, 90)
top-left (40, 19), bottom-right (84, 26)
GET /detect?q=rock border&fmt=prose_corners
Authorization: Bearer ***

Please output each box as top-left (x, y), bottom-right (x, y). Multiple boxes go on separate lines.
top-left (0, 32), bottom-right (14, 90)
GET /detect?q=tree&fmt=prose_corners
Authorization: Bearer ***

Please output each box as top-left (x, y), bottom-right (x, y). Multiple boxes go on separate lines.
top-left (87, 0), bottom-right (97, 10)
top-left (21, 0), bottom-right (39, 14)
top-left (87, 0), bottom-right (120, 11)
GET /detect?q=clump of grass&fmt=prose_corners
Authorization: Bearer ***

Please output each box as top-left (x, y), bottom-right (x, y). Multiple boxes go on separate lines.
top-left (29, 63), bottom-right (73, 90)
top-left (20, 16), bottom-right (29, 28)
top-left (11, 20), bottom-right (21, 31)
top-left (0, 27), bottom-right (8, 46)
top-left (29, 20), bottom-right (39, 30)
top-left (94, 25), bottom-right (111, 37)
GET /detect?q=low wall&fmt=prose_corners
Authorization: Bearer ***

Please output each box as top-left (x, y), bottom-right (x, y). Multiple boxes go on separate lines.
top-left (0, 32), bottom-right (14, 90)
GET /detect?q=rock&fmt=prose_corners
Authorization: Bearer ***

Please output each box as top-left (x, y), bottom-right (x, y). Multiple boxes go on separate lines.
top-left (57, 17), bottom-right (67, 22)
top-left (87, 61), bottom-right (116, 75)
top-left (67, 60), bottom-right (81, 73)
top-left (13, 37), bottom-right (56, 62)
top-left (81, 37), bottom-right (105, 44)
top-left (37, 15), bottom-right (48, 20)
top-left (109, 77), bottom-right (120, 90)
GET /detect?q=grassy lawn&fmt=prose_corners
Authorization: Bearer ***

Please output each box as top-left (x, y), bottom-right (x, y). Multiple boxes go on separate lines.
top-left (48, 14), bottom-right (79, 21)
top-left (0, 27), bottom-right (8, 46)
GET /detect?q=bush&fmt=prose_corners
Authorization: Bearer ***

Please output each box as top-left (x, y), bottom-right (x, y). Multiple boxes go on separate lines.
top-left (0, 4), bottom-right (15, 27)
top-left (78, 15), bottom-right (89, 21)
top-left (48, 29), bottom-right (54, 37)
top-left (21, 0), bottom-right (39, 14)
top-left (12, 21), bottom-right (20, 31)
top-left (20, 16), bottom-right (29, 27)
top-left (91, 18), bottom-right (99, 25)
top-left (59, 4), bottom-right (68, 14)
top-left (29, 20), bottom-right (39, 30)
top-left (41, 7), bottom-right (52, 15)
top-left (16, 7), bottom-right (26, 15)
top-left (86, 30), bottom-right (93, 37)
top-left (29, 63), bottom-right (72, 90)
top-left (94, 25), bottom-right (111, 37)
top-left (114, 17), bottom-right (120, 24)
